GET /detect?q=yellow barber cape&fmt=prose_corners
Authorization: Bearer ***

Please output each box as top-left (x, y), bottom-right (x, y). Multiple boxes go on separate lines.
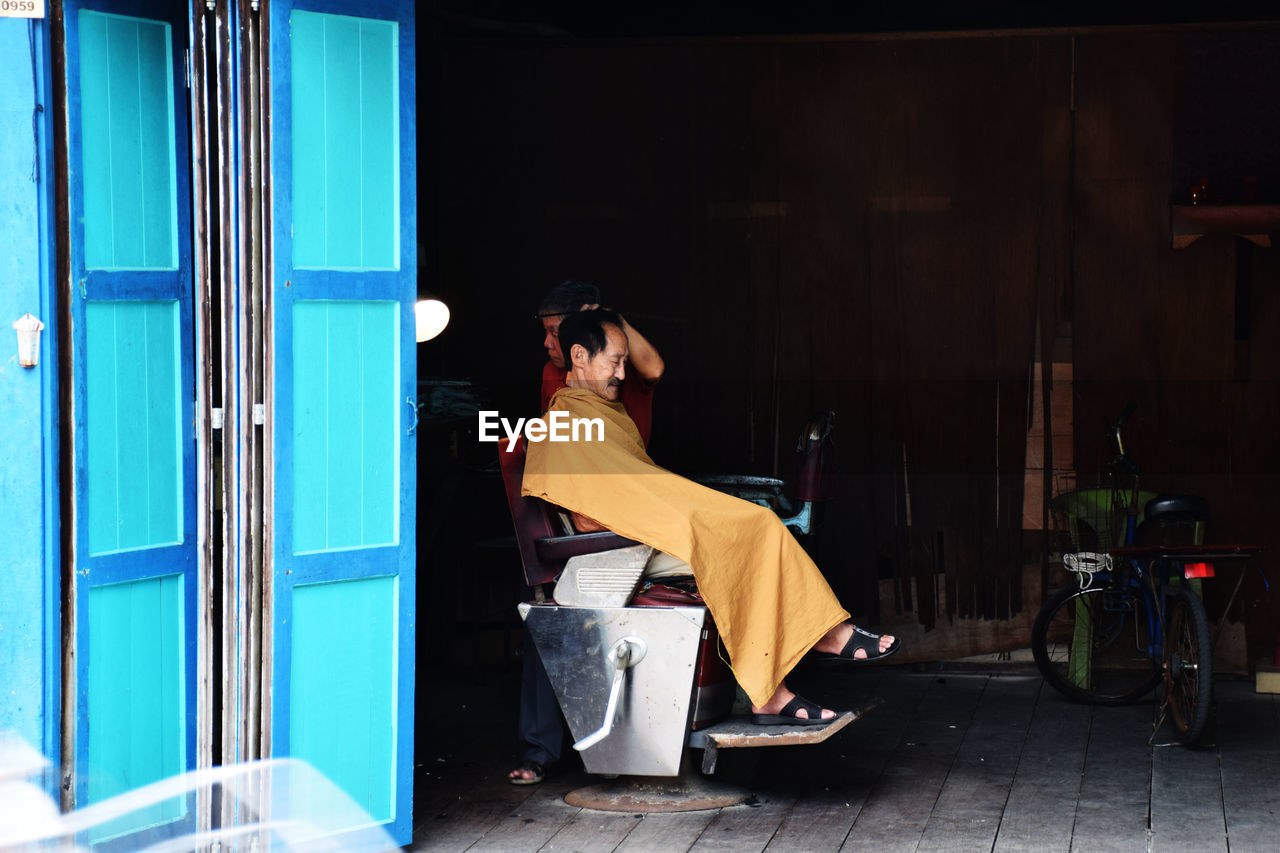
top-left (522, 386), bottom-right (849, 707)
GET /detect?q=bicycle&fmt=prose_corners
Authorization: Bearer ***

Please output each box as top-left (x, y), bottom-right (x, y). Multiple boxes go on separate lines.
top-left (1030, 403), bottom-right (1218, 745)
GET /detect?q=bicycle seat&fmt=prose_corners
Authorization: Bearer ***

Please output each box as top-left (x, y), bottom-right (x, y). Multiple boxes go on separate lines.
top-left (1143, 494), bottom-right (1210, 524)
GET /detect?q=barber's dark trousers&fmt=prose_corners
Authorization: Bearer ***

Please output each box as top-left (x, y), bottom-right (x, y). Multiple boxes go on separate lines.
top-left (518, 624), bottom-right (564, 766)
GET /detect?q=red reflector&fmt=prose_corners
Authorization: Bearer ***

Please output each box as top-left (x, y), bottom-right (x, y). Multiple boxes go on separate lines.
top-left (1185, 562), bottom-right (1214, 578)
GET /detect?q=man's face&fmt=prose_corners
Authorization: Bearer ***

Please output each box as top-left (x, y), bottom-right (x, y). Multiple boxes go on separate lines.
top-left (570, 324), bottom-right (628, 401)
top-left (542, 315), bottom-right (566, 369)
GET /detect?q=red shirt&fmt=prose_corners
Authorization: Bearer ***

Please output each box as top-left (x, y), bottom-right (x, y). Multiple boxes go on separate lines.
top-left (540, 360), bottom-right (654, 447)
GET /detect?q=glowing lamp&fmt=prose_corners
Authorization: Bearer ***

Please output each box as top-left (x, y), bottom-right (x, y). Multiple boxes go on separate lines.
top-left (415, 298), bottom-right (450, 343)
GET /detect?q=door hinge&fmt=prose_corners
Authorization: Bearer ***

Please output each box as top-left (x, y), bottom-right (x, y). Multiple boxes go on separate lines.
top-left (253, 403), bottom-right (265, 425)
top-left (184, 48), bottom-right (190, 90)
top-left (211, 408), bottom-right (224, 430)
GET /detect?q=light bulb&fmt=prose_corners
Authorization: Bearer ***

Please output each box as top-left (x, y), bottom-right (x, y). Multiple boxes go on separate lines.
top-left (415, 299), bottom-right (450, 342)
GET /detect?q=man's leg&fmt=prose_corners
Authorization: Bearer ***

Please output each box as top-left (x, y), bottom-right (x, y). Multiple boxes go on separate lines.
top-left (510, 626), bottom-right (563, 783)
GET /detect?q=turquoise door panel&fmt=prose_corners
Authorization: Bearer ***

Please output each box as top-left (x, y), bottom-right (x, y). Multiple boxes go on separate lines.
top-left (87, 575), bottom-right (187, 841)
top-left (290, 576), bottom-right (398, 820)
top-left (64, 0), bottom-right (199, 833)
top-left (290, 11), bottom-right (399, 269)
top-left (292, 301), bottom-right (399, 552)
top-left (271, 0), bottom-right (416, 844)
top-left (85, 301), bottom-right (183, 554)
top-left (77, 10), bottom-right (177, 270)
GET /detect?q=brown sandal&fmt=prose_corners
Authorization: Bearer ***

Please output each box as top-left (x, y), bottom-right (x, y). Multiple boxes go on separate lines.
top-left (507, 760), bottom-right (545, 785)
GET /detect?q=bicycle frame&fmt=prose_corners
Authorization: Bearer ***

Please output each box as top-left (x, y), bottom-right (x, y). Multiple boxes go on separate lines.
top-left (1071, 558), bottom-right (1182, 677)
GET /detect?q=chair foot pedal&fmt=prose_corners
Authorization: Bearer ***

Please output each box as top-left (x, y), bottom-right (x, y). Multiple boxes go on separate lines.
top-left (696, 700), bottom-right (880, 773)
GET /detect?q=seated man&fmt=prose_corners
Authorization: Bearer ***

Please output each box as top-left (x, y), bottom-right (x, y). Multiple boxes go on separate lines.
top-left (511, 281), bottom-right (666, 785)
top-left (523, 309), bottom-right (899, 724)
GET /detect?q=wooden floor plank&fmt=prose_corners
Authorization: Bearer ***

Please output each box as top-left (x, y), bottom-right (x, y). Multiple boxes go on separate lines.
top-left (414, 773), bottom-right (543, 852)
top-left (537, 810), bottom-right (643, 853)
top-left (841, 674), bottom-right (992, 852)
top-left (992, 683), bottom-right (1094, 853)
top-left (916, 676), bottom-right (1042, 852)
top-left (414, 795), bottom-right (527, 852)
top-left (464, 776), bottom-right (585, 852)
top-left (1215, 681), bottom-right (1280, 853)
top-left (612, 811), bottom-right (717, 853)
top-left (1148, 740), bottom-right (1227, 853)
top-left (764, 671), bottom-right (937, 852)
top-left (762, 790), bottom-right (868, 853)
top-left (1068, 700), bottom-right (1154, 852)
top-left (688, 794), bottom-right (797, 853)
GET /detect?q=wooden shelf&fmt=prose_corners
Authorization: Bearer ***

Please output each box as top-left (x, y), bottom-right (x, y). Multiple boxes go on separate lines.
top-left (1171, 204), bottom-right (1280, 248)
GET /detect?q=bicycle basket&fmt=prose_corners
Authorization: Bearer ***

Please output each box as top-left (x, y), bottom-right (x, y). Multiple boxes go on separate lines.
top-left (1050, 488), bottom-right (1159, 552)
top-left (1063, 551), bottom-right (1113, 574)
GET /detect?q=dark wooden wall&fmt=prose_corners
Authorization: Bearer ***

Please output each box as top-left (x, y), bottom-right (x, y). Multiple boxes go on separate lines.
top-left (1072, 30), bottom-right (1280, 661)
top-left (420, 25), bottom-right (1280, 662)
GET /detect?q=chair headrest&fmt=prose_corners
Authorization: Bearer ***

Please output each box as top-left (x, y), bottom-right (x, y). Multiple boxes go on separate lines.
top-left (794, 410), bottom-right (837, 502)
top-left (797, 410), bottom-right (836, 451)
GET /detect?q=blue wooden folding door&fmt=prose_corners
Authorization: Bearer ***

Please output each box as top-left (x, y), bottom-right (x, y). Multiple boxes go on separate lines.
top-left (268, 0), bottom-right (417, 843)
top-left (63, 0), bottom-right (199, 841)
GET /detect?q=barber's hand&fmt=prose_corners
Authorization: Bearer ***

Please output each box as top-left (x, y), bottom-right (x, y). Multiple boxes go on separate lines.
top-left (581, 303), bottom-right (628, 327)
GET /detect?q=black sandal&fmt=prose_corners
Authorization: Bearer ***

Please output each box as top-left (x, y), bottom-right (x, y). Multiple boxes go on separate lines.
top-left (810, 624), bottom-right (901, 666)
top-left (507, 760), bottom-right (545, 785)
top-left (751, 693), bottom-right (837, 726)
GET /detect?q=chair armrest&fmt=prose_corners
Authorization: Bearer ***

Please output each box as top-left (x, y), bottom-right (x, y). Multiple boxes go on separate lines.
top-left (535, 531), bottom-right (642, 562)
top-left (690, 474), bottom-right (785, 489)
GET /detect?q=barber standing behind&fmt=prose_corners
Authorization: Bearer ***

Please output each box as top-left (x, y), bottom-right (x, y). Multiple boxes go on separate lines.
top-left (508, 280), bottom-right (665, 785)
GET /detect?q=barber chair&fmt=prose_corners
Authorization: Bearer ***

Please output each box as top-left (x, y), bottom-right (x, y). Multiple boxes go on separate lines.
top-left (499, 428), bottom-right (860, 812)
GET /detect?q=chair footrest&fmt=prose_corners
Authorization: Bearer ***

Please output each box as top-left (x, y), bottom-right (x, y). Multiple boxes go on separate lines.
top-left (693, 699), bottom-right (881, 774)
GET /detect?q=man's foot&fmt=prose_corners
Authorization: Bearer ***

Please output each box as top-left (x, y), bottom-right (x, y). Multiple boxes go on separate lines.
top-left (810, 623), bottom-right (899, 663)
top-left (750, 682), bottom-right (838, 725)
top-left (751, 694), bottom-right (840, 726)
top-left (507, 760), bottom-right (545, 785)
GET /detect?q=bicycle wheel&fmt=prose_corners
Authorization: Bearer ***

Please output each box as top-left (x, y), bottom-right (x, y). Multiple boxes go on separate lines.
top-left (1032, 582), bottom-right (1162, 704)
top-left (1162, 585), bottom-right (1212, 744)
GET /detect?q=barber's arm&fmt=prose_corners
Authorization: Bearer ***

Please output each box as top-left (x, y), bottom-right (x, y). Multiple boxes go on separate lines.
top-left (618, 316), bottom-right (664, 386)
top-left (579, 302), bottom-right (664, 386)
